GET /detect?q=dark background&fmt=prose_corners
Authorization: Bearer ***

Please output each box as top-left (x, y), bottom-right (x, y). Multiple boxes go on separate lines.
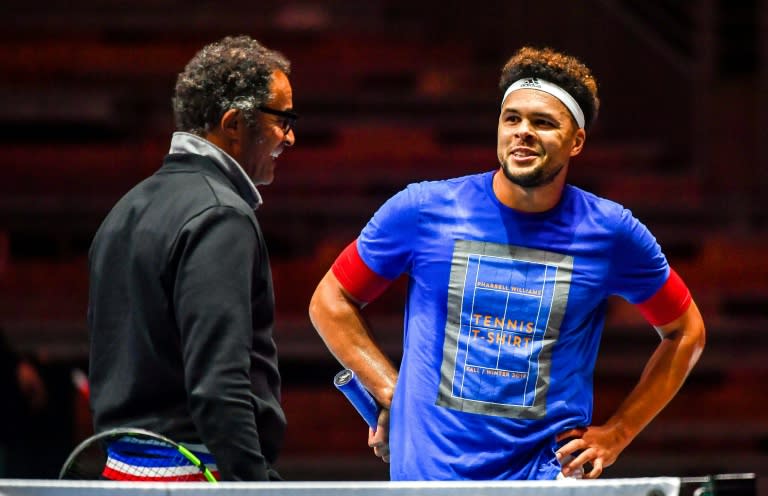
top-left (0, 0), bottom-right (766, 484)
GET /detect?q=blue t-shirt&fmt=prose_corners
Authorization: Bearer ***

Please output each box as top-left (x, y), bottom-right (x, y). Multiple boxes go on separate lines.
top-left (356, 171), bottom-right (669, 480)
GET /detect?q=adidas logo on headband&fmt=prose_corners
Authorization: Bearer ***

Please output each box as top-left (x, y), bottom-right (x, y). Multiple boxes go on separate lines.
top-left (501, 77), bottom-right (585, 129)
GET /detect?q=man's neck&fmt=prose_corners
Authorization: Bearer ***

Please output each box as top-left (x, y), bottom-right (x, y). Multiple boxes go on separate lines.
top-left (491, 169), bottom-right (567, 213)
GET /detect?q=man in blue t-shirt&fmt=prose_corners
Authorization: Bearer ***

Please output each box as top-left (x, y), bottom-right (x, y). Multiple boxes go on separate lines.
top-left (309, 46), bottom-right (705, 480)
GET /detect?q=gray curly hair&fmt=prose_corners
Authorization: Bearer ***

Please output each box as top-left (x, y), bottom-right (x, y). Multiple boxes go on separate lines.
top-left (172, 35), bottom-right (291, 135)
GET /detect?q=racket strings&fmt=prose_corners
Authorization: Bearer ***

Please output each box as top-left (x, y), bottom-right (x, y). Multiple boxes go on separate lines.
top-left (60, 443), bottom-right (108, 480)
top-left (103, 436), bottom-right (218, 481)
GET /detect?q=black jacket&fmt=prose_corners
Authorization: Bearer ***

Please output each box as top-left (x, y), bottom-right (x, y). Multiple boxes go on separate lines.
top-left (87, 152), bottom-right (285, 480)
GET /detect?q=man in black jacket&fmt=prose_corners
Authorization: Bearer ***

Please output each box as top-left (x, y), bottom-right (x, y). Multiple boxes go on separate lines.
top-left (87, 35), bottom-right (296, 481)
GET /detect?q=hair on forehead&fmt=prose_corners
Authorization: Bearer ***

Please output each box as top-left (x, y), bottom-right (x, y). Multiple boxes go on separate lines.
top-left (499, 46), bottom-right (599, 130)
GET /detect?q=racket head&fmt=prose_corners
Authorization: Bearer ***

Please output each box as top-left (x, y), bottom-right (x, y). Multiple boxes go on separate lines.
top-left (59, 427), bottom-right (217, 483)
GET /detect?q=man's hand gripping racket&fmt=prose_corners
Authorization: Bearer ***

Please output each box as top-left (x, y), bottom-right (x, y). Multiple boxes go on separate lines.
top-left (333, 369), bottom-right (379, 430)
top-left (334, 369), bottom-right (390, 462)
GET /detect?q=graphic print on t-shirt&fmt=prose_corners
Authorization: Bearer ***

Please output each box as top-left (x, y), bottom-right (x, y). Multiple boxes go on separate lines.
top-left (436, 240), bottom-right (573, 419)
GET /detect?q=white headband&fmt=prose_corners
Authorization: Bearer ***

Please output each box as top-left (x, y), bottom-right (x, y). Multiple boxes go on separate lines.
top-left (501, 77), bottom-right (585, 129)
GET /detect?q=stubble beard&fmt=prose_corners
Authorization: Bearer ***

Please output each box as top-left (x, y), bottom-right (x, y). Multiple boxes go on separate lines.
top-left (248, 133), bottom-right (274, 186)
top-left (499, 158), bottom-right (565, 189)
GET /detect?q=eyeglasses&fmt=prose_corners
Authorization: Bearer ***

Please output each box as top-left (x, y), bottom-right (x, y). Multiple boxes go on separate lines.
top-left (258, 105), bottom-right (298, 134)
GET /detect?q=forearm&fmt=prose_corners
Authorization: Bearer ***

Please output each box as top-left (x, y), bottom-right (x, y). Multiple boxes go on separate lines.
top-left (175, 209), bottom-right (273, 480)
top-left (309, 270), bottom-right (398, 408)
top-left (183, 305), bottom-right (271, 480)
top-left (604, 301), bottom-right (705, 443)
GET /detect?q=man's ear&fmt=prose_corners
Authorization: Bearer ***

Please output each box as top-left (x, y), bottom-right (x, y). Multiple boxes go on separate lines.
top-left (219, 108), bottom-right (242, 139)
top-left (570, 128), bottom-right (586, 157)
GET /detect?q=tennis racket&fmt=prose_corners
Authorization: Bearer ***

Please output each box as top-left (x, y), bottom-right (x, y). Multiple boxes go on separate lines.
top-left (333, 369), bottom-right (380, 430)
top-left (59, 427), bottom-right (218, 483)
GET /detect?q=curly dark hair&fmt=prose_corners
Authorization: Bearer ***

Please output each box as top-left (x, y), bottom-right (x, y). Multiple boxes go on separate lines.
top-left (499, 46), bottom-right (599, 130)
top-left (173, 35), bottom-right (291, 135)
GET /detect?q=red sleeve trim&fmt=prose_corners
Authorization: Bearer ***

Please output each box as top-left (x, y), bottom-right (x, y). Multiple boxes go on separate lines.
top-left (636, 268), bottom-right (692, 326)
top-left (331, 240), bottom-right (392, 303)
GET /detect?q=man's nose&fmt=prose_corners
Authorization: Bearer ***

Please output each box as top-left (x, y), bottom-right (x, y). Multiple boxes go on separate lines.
top-left (514, 120), bottom-right (533, 139)
top-left (284, 128), bottom-right (295, 147)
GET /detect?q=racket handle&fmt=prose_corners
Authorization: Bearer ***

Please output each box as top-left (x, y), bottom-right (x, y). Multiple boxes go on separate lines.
top-left (333, 369), bottom-right (380, 431)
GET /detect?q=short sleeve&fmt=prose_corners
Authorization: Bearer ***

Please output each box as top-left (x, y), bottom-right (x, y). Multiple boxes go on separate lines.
top-left (356, 183), bottom-right (421, 279)
top-left (606, 208), bottom-right (670, 303)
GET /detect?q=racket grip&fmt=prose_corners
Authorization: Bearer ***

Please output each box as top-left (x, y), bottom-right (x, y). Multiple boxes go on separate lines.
top-left (333, 369), bottom-right (380, 430)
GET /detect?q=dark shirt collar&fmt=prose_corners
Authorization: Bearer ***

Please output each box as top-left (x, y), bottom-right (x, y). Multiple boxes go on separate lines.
top-left (168, 132), bottom-right (263, 210)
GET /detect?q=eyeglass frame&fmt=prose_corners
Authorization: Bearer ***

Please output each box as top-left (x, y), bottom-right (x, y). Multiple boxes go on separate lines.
top-left (257, 105), bottom-right (298, 134)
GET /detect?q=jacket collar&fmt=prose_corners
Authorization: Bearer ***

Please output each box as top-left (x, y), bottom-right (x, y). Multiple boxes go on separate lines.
top-left (168, 132), bottom-right (263, 210)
